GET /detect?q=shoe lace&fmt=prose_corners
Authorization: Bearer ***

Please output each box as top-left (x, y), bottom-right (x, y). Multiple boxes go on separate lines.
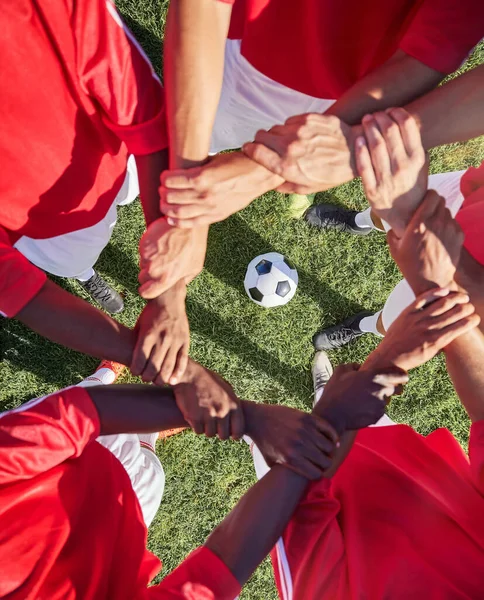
top-left (326, 326), bottom-right (357, 347)
top-left (83, 275), bottom-right (114, 302)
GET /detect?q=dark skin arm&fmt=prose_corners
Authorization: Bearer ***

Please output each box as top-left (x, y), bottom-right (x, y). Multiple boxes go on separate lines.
top-left (16, 279), bottom-right (135, 366)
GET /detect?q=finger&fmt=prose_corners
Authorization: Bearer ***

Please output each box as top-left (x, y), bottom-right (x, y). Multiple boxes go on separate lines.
top-left (204, 418), bottom-right (217, 438)
top-left (139, 272), bottom-right (171, 299)
top-left (423, 291), bottom-right (470, 317)
top-left (161, 202), bottom-right (209, 220)
top-left (165, 217), bottom-right (204, 229)
top-left (386, 228), bottom-right (403, 257)
top-left (284, 113), bottom-right (326, 127)
top-left (312, 416), bottom-right (340, 448)
top-left (191, 420), bottom-right (205, 435)
top-left (142, 341), bottom-right (170, 383)
top-left (361, 115), bottom-right (392, 181)
top-left (242, 142), bottom-right (284, 176)
top-left (373, 369), bottom-right (409, 387)
top-left (433, 313), bottom-right (481, 348)
top-left (282, 458), bottom-right (325, 481)
top-left (130, 333), bottom-right (152, 376)
top-left (169, 343), bottom-right (189, 386)
top-left (304, 442), bottom-right (333, 470)
top-left (161, 189), bottom-right (208, 206)
top-left (387, 108), bottom-right (424, 158)
top-left (159, 344), bottom-right (178, 385)
top-left (217, 414), bottom-right (231, 440)
top-left (355, 136), bottom-right (378, 194)
top-left (372, 111), bottom-right (408, 165)
top-left (230, 408), bottom-right (246, 440)
top-left (413, 287), bottom-right (450, 310)
top-left (427, 301), bottom-right (476, 330)
top-left (161, 167), bottom-right (203, 189)
top-left (411, 189), bottom-right (443, 226)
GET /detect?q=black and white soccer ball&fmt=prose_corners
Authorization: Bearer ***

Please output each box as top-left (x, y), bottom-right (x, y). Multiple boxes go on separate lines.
top-left (244, 252), bottom-right (298, 308)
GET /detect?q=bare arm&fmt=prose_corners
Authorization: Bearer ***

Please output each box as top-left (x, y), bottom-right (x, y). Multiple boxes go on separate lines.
top-left (164, 0), bottom-right (232, 169)
top-left (16, 280), bottom-right (135, 366)
top-left (135, 149), bottom-right (169, 225)
top-left (326, 50), bottom-right (444, 125)
top-left (407, 63), bottom-right (484, 150)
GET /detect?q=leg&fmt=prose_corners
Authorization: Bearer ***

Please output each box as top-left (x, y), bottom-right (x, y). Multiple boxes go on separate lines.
top-left (96, 432), bottom-right (165, 527)
top-left (13, 164), bottom-right (139, 313)
top-left (307, 169), bottom-right (467, 236)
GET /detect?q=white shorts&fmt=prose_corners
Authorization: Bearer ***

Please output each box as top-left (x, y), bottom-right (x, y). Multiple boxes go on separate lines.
top-left (14, 156), bottom-right (139, 280)
top-left (210, 40), bottom-right (335, 154)
top-left (381, 170), bottom-right (466, 331)
top-left (96, 432), bottom-right (164, 528)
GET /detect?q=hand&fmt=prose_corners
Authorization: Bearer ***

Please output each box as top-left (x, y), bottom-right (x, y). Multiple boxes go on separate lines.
top-left (244, 401), bottom-right (339, 480)
top-left (314, 363), bottom-right (408, 433)
top-left (367, 288), bottom-right (480, 372)
top-left (130, 281), bottom-right (189, 386)
top-left (138, 217), bottom-right (208, 298)
top-left (356, 108), bottom-right (428, 237)
top-left (242, 113), bottom-right (357, 194)
top-left (387, 190), bottom-right (464, 295)
top-left (173, 360), bottom-right (245, 440)
top-left (159, 152), bottom-right (283, 228)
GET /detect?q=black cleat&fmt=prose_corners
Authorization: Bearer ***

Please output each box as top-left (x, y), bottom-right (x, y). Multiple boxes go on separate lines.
top-left (313, 311), bottom-right (374, 350)
top-left (305, 203), bottom-right (373, 235)
top-left (78, 271), bottom-right (124, 314)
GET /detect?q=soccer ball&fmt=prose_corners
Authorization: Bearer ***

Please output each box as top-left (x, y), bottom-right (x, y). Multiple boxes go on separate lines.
top-left (244, 252), bottom-right (298, 308)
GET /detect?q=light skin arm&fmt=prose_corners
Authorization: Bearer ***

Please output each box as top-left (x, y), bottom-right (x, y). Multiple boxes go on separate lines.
top-left (326, 50), bottom-right (444, 125)
top-left (135, 149), bottom-right (169, 225)
top-left (164, 0), bottom-right (232, 169)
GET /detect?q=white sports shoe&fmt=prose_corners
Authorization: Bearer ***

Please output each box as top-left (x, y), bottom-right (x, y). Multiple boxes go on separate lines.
top-left (312, 351), bottom-right (333, 407)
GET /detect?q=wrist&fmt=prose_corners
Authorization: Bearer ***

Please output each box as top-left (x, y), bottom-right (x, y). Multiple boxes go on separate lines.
top-left (240, 400), bottom-right (258, 439)
top-left (312, 405), bottom-right (346, 437)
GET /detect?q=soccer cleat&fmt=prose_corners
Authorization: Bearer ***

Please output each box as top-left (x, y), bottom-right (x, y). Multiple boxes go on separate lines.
top-left (305, 203), bottom-right (373, 235)
top-left (81, 360), bottom-right (126, 386)
top-left (312, 351), bottom-right (333, 407)
top-left (158, 428), bottom-right (186, 441)
top-left (78, 271), bottom-right (124, 314)
top-left (313, 311), bottom-right (374, 350)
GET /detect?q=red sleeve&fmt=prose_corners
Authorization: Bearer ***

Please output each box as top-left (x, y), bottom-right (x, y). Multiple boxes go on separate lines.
top-left (469, 420), bottom-right (484, 494)
top-left (74, 0), bottom-right (167, 155)
top-left (399, 0), bottom-right (484, 74)
top-left (147, 547), bottom-right (240, 600)
top-left (455, 163), bottom-right (484, 266)
top-left (0, 228), bottom-right (47, 318)
top-left (0, 386), bottom-right (100, 485)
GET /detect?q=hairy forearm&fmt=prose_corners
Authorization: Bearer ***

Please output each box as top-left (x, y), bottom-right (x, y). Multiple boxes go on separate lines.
top-left (165, 0), bottom-right (231, 168)
top-left (16, 280), bottom-right (135, 365)
top-left (136, 149), bottom-right (169, 225)
top-left (326, 50), bottom-right (443, 126)
top-left (205, 464), bottom-right (308, 586)
top-left (406, 63), bottom-right (484, 150)
top-left (88, 384), bottom-right (188, 434)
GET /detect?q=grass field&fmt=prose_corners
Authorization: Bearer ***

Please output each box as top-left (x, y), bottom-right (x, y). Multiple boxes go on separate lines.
top-left (1, 4), bottom-right (483, 597)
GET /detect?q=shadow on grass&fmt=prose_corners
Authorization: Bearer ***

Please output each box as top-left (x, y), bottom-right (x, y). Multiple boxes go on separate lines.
top-left (205, 212), bottom-right (362, 317)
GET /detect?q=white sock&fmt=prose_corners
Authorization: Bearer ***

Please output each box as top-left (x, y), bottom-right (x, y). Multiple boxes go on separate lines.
top-left (77, 367), bottom-right (116, 387)
top-left (359, 311), bottom-right (384, 337)
top-left (354, 207), bottom-right (375, 230)
top-left (76, 267), bottom-right (95, 282)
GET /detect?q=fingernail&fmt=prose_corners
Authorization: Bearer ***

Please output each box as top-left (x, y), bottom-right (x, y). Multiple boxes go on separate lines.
top-left (336, 441), bottom-right (341, 449)
top-left (362, 114), bottom-right (372, 123)
top-left (167, 217), bottom-right (176, 226)
top-left (170, 377), bottom-right (178, 385)
top-left (356, 136), bottom-right (366, 147)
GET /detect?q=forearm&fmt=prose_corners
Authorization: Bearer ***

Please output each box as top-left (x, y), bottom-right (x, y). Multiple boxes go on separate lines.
top-left (205, 464), bottom-right (308, 586)
top-left (406, 63), bottom-right (484, 150)
top-left (136, 149), bottom-right (169, 225)
top-left (88, 384), bottom-right (188, 435)
top-left (445, 328), bottom-right (484, 422)
top-left (165, 0), bottom-right (231, 168)
top-left (16, 280), bottom-right (135, 365)
top-left (326, 50), bottom-right (443, 126)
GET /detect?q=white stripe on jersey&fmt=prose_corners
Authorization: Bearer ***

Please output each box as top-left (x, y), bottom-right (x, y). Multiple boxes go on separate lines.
top-left (104, 0), bottom-right (161, 85)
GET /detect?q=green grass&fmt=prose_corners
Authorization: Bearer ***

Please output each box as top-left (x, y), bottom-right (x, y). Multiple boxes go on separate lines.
top-left (1, 5), bottom-right (483, 597)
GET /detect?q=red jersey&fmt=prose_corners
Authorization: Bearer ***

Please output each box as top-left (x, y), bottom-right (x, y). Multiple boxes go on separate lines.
top-left (456, 161), bottom-right (484, 265)
top-left (272, 423), bottom-right (484, 599)
top-left (223, 0), bottom-right (484, 99)
top-left (0, 0), bottom-right (167, 318)
top-left (0, 387), bottom-right (240, 600)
